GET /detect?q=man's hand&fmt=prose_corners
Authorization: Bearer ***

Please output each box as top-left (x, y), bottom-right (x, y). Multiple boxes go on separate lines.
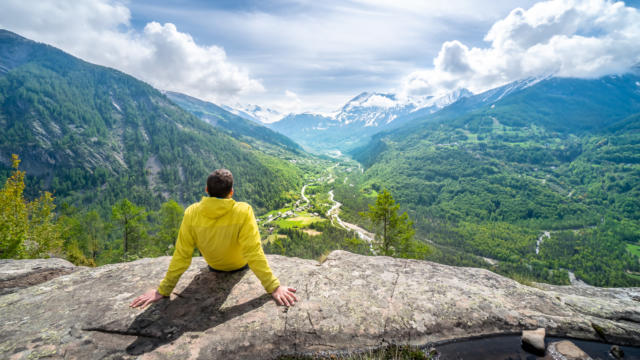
top-left (271, 286), bottom-right (298, 306)
top-left (130, 289), bottom-right (164, 309)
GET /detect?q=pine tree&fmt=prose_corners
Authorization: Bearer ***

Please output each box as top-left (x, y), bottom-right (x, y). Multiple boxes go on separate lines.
top-left (112, 198), bottom-right (147, 260)
top-left (82, 210), bottom-right (104, 262)
top-left (360, 189), bottom-right (415, 256)
top-left (154, 199), bottom-right (184, 255)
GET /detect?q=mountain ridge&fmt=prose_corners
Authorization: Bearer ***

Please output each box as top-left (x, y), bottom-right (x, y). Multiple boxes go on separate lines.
top-left (0, 29), bottom-right (302, 212)
top-left (265, 88), bottom-right (472, 153)
top-left (163, 91), bottom-right (302, 153)
top-left (338, 72), bottom-right (640, 287)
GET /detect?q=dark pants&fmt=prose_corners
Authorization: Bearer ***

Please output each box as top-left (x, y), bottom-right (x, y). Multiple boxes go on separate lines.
top-left (208, 263), bottom-right (249, 273)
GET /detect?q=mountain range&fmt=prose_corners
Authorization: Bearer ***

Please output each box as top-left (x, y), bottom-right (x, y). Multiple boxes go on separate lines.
top-left (265, 89), bottom-right (472, 153)
top-left (0, 29), bottom-right (302, 213)
top-left (164, 91), bottom-right (301, 153)
top-left (338, 72), bottom-right (640, 286)
top-left (1, 28), bottom-right (639, 287)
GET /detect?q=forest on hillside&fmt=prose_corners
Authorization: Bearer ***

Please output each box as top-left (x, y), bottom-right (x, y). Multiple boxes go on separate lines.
top-left (341, 111), bottom-right (640, 287)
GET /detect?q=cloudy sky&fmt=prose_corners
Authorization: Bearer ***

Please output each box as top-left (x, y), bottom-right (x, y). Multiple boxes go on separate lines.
top-left (2, 0), bottom-right (640, 118)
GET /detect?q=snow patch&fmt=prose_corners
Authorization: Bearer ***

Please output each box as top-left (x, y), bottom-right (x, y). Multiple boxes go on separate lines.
top-left (359, 94), bottom-right (397, 108)
top-left (225, 103), bottom-right (283, 123)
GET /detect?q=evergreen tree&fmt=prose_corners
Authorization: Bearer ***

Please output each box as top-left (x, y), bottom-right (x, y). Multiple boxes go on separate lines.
top-left (360, 189), bottom-right (415, 256)
top-left (0, 154), bottom-right (28, 258)
top-left (112, 198), bottom-right (147, 260)
top-left (57, 207), bottom-right (95, 266)
top-left (82, 210), bottom-right (105, 262)
top-left (0, 154), bottom-right (62, 259)
top-left (154, 200), bottom-right (184, 255)
top-left (25, 191), bottom-right (63, 258)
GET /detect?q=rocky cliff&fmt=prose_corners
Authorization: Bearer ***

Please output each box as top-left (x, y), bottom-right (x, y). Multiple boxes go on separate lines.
top-left (1, 251), bottom-right (639, 359)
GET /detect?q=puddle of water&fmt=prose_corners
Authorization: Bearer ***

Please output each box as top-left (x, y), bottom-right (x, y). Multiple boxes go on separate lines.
top-left (434, 335), bottom-right (640, 360)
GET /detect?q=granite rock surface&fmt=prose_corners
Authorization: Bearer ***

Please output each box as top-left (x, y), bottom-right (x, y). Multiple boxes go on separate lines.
top-left (1, 251), bottom-right (639, 359)
top-left (0, 258), bottom-right (76, 296)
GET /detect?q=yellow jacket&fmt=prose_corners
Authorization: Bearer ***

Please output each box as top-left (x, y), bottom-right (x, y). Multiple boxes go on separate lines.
top-left (157, 197), bottom-right (280, 296)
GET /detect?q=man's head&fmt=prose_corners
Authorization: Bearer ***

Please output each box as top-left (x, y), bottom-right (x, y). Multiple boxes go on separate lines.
top-left (206, 169), bottom-right (234, 198)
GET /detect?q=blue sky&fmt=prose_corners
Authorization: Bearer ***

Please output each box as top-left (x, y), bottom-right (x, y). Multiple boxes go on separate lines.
top-left (2, 0), bottom-right (640, 119)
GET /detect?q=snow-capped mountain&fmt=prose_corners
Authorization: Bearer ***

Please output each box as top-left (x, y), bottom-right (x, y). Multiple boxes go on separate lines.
top-left (221, 104), bottom-right (283, 124)
top-left (334, 89), bottom-right (472, 127)
top-left (478, 75), bottom-right (554, 103)
top-left (266, 88), bottom-right (472, 153)
top-left (335, 92), bottom-right (415, 127)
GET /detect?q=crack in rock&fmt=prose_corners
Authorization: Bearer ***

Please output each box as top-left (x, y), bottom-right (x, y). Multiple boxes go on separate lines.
top-left (382, 262), bottom-right (407, 340)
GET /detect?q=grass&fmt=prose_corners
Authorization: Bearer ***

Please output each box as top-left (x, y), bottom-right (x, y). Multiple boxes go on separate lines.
top-left (274, 213), bottom-right (324, 229)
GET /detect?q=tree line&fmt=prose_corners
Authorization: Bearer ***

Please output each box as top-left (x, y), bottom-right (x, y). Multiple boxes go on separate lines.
top-left (1, 155), bottom-right (184, 265)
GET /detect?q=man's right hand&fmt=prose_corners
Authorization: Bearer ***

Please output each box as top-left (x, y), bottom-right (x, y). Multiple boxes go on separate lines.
top-left (130, 289), bottom-right (164, 308)
top-left (271, 286), bottom-right (298, 306)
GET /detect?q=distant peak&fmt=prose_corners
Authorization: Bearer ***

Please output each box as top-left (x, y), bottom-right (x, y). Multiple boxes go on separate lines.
top-left (350, 92), bottom-right (371, 102)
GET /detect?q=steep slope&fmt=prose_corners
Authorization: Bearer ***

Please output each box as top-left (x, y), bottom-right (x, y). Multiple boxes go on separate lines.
top-left (0, 29), bottom-right (302, 212)
top-left (164, 91), bottom-right (301, 153)
top-left (347, 74), bottom-right (640, 287)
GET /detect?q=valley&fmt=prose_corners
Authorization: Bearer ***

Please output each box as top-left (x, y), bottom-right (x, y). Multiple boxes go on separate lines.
top-left (257, 161), bottom-right (376, 259)
top-left (1, 28), bottom-right (639, 290)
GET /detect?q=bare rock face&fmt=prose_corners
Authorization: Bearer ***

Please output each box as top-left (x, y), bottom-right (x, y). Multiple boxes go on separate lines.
top-left (521, 328), bottom-right (545, 354)
top-left (0, 258), bottom-right (76, 296)
top-left (545, 340), bottom-right (592, 360)
top-left (0, 250), bottom-right (639, 359)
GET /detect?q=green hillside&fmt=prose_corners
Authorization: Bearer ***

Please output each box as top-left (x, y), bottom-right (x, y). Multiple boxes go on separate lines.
top-left (165, 91), bottom-right (302, 153)
top-left (0, 29), bottom-right (302, 214)
top-left (347, 75), bottom-right (640, 287)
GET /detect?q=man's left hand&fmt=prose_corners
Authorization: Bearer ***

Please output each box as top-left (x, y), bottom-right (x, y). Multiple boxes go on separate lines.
top-left (130, 289), bottom-right (164, 308)
top-left (271, 286), bottom-right (298, 306)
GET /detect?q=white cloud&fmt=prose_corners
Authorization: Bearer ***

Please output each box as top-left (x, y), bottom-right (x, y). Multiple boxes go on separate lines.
top-left (4, 0), bottom-right (638, 113)
top-left (434, 41), bottom-right (473, 75)
top-left (273, 90), bottom-right (305, 115)
top-left (401, 0), bottom-right (640, 98)
top-left (0, 0), bottom-right (263, 103)
top-left (167, 0), bottom-right (538, 112)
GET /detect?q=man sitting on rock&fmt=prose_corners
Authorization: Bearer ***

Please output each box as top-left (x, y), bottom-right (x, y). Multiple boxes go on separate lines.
top-left (130, 169), bottom-right (298, 308)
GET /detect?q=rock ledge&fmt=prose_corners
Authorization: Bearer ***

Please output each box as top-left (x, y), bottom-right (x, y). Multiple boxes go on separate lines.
top-left (1, 251), bottom-right (639, 359)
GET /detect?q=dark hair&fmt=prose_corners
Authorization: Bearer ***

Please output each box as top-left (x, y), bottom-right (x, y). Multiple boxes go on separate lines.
top-left (207, 169), bottom-right (233, 197)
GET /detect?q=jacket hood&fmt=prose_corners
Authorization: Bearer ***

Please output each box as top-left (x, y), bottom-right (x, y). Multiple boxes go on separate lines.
top-left (199, 197), bottom-right (236, 219)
